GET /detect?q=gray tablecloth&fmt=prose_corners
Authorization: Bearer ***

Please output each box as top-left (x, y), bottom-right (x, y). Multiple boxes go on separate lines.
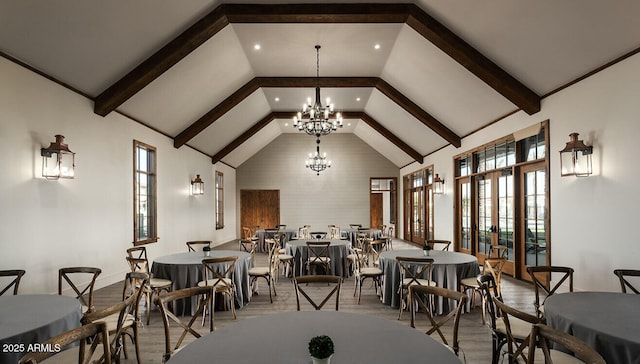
top-left (341, 228), bottom-right (383, 244)
top-left (0, 295), bottom-right (82, 364)
top-left (544, 292), bottom-right (640, 364)
top-left (378, 249), bottom-right (479, 313)
top-left (255, 229), bottom-right (297, 252)
top-left (286, 239), bottom-right (352, 278)
top-left (167, 311), bottom-right (461, 363)
top-left (151, 250), bottom-right (253, 315)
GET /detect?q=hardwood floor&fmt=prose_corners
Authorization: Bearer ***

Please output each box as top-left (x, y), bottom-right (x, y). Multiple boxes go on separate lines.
top-left (94, 239), bottom-right (536, 363)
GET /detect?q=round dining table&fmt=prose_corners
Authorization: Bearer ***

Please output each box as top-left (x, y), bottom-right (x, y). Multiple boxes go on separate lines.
top-left (544, 291), bottom-right (640, 364)
top-left (255, 229), bottom-right (298, 252)
top-left (286, 239), bottom-right (352, 278)
top-left (167, 311), bottom-right (462, 363)
top-left (378, 249), bottom-right (479, 313)
top-left (151, 250), bottom-right (253, 315)
top-left (0, 295), bottom-right (82, 363)
top-left (341, 228), bottom-right (383, 244)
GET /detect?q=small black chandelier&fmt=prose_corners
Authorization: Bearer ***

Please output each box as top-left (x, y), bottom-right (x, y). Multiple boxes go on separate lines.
top-left (306, 138), bottom-right (331, 175)
top-left (292, 45), bottom-right (343, 137)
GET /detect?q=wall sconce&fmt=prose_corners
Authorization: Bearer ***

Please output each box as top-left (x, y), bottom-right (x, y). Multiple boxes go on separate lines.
top-left (433, 174), bottom-right (445, 194)
top-left (559, 133), bottom-right (593, 177)
top-left (191, 174), bottom-right (204, 195)
top-left (41, 134), bottom-right (75, 180)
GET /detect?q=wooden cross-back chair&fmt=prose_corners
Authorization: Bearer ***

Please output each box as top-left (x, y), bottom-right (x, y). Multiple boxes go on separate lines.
top-left (477, 274), bottom-right (506, 364)
top-left (426, 239), bottom-right (452, 251)
top-left (58, 266), bottom-right (102, 313)
top-left (365, 239), bottom-right (387, 267)
top-left (305, 241), bottom-right (332, 275)
top-left (18, 321), bottom-right (112, 364)
top-left (155, 286), bottom-right (215, 362)
top-left (83, 271), bottom-right (148, 364)
top-left (527, 323), bottom-right (606, 364)
top-left (198, 256), bottom-right (238, 319)
top-left (396, 256), bottom-right (436, 320)
top-left (526, 265), bottom-right (574, 319)
top-left (349, 224), bottom-right (362, 229)
top-left (293, 275), bottom-right (342, 311)
top-left (0, 269), bottom-right (26, 296)
top-left (248, 240), bottom-right (278, 303)
top-left (240, 227), bottom-right (258, 256)
top-left (186, 240), bottom-right (211, 252)
top-left (125, 256), bottom-right (172, 325)
top-left (353, 249), bottom-right (383, 304)
top-left (409, 285), bottom-right (469, 359)
top-left (493, 297), bottom-right (543, 364)
top-left (613, 269), bottom-right (640, 294)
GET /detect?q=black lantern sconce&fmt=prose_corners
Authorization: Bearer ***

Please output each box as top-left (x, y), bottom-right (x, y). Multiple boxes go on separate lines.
top-left (559, 133), bottom-right (593, 177)
top-left (191, 174), bottom-right (204, 195)
top-left (41, 135), bottom-right (75, 180)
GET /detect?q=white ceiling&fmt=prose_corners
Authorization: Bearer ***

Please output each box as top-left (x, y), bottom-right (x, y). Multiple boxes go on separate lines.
top-left (1, 0), bottom-right (639, 167)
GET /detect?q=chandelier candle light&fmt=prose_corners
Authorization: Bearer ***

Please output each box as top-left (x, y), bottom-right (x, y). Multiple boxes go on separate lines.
top-left (306, 138), bottom-right (331, 176)
top-left (292, 45), bottom-right (343, 137)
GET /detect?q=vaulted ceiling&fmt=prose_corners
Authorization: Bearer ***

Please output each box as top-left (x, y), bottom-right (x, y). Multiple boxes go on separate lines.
top-left (1, 1), bottom-right (639, 167)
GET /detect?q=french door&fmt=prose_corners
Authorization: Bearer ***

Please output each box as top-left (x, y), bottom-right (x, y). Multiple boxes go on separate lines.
top-left (519, 163), bottom-right (549, 281)
top-left (475, 170), bottom-right (515, 275)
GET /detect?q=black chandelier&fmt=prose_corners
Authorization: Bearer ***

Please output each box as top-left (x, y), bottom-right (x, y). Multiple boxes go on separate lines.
top-left (292, 45), bottom-right (343, 137)
top-left (306, 137), bottom-right (331, 175)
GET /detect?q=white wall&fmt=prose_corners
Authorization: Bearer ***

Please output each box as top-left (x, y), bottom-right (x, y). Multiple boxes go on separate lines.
top-left (236, 133), bottom-right (399, 232)
top-left (0, 57), bottom-right (236, 294)
top-left (401, 52), bottom-right (640, 292)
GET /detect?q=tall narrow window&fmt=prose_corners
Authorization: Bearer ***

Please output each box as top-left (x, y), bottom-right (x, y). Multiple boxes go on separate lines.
top-left (215, 171), bottom-right (224, 229)
top-left (134, 141), bottom-right (157, 245)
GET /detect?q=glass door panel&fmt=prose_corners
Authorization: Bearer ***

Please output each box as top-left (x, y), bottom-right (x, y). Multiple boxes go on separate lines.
top-left (476, 178), bottom-right (492, 256)
top-left (412, 187), bottom-right (425, 244)
top-left (497, 172), bottom-right (515, 275)
top-left (458, 179), bottom-right (472, 253)
top-left (523, 167), bottom-right (547, 268)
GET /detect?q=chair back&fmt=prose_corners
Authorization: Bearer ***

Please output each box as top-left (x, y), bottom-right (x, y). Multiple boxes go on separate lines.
top-left (242, 227), bottom-right (253, 239)
top-left (186, 240), bottom-right (212, 252)
top-left (488, 245), bottom-right (508, 258)
top-left (527, 323), bottom-right (606, 364)
top-left (155, 286), bottom-right (215, 362)
top-left (613, 269), bottom-right (640, 294)
top-left (305, 241), bottom-right (331, 273)
top-left (526, 265), bottom-right (574, 318)
top-left (493, 297), bottom-right (542, 364)
top-left (126, 256), bottom-right (150, 274)
top-left (484, 257), bottom-right (507, 294)
top-left (365, 239), bottom-right (387, 265)
top-left (276, 224), bottom-right (286, 230)
top-left (477, 274), bottom-right (501, 331)
top-left (349, 224), bottom-right (362, 229)
top-left (18, 321), bottom-right (112, 364)
top-left (329, 226), bottom-right (341, 239)
top-left (426, 240), bottom-right (452, 251)
top-left (294, 275), bottom-right (342, 311)
top-left (409, 285), bottom-right (468, 357)
top-left (58, 267), bottom-right (102, 313)
top-left (396, 256), bottom-right (434, 288)
top-left (0, 269), bottom-right (26, 296)
top-left (126, 246), bottom-right (148, 260)
top-left (202, 256), bottom-right (238, 291)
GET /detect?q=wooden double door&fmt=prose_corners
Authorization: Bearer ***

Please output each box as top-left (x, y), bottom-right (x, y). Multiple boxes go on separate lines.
top-left (240, 190), bottom-right (280, 231)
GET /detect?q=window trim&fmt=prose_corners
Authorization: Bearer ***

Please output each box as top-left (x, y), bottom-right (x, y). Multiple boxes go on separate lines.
top-left (215, 171), bottom-right (224, 230)
top-left (133, 140), bottom-right (158, 246)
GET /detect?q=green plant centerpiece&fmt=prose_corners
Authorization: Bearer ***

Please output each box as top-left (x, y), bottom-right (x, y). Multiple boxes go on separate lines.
top-left (423, 243), bottom-right (432, 256)
top-left (308, 335), bottom-right (334, 363)
top-left (203, 245), bottom-right (211, 257)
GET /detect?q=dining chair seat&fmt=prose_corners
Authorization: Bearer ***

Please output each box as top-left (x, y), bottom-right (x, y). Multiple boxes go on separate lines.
top-left (150, 277), bottom-right (172, 288)
top-left (197, 277), bottom-right (233, 289)
top-left (402, 277), bottom-right (437, 287)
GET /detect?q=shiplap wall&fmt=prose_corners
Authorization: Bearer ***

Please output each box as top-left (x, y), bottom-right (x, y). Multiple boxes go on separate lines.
top-left (236, 133), bottom-right (399, 233)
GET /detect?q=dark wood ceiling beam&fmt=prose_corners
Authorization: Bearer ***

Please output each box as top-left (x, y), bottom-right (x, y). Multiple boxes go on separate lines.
top-left (223, 3), bottom-right (411, 23)
top-left (94, 3), bottom-right (540, 118)
top-left (211, 112), bottom-right (280, 164)
top-left (211, 111), bottom-right (423, 164)
top-left (405, 4), bottom-right (540, 115)
top-left (374, 79), bottom-right (461, 148)
top-left (173, 78), bottom-right (261, 148)
top-left (174, 76), bottom-right (460, 149)
top-left (342, 111), bottom-right (423, 164)
top-left (94, 6), bottom-right (228, 116)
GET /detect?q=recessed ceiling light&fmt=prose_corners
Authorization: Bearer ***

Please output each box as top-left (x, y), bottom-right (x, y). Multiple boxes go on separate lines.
top-left (254, 44), bottom-right (261, 50)
top-left (347, 122), bottom-right (352, 127)
top-left (356, 97), bottom-right (361, 102)
top-left (374, 44), bottom-right (381, 50)
top-left (284, 122), bottom-right (289, 127)
top-left (274, 97), bottom-right (280, 102)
